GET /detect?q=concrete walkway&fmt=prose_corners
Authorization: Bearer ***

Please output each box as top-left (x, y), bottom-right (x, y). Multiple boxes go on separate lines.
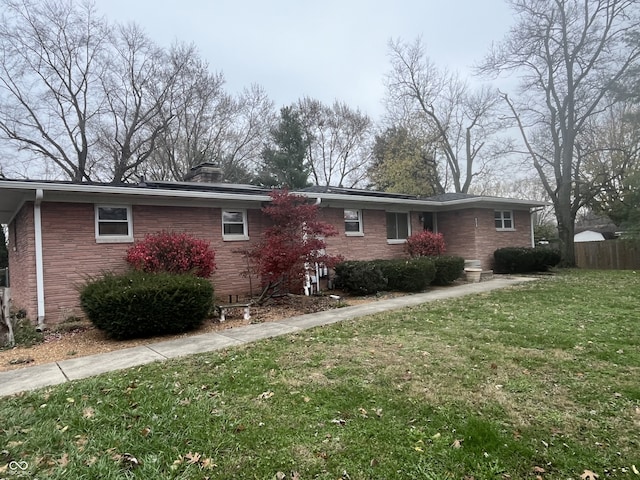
top-left (0, 276), bottom-right (537, 397)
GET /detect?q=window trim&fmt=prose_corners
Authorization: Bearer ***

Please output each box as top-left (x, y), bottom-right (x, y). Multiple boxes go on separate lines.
top-left (495, 210), bottom-right (515, 231)
top-left (95, 205), bottom-right (133, 243)
top-left (222, 209), bottom-right (249, 241)
top-left (344, 208), bottom-right (364, 236)
top-left (386, 211), bottom-right (411, 244)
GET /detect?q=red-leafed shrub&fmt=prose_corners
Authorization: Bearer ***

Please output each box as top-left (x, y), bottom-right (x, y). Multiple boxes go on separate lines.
top-left (126, 231), bottom-right (216, 278)
top-left (406, 230), bottom-right (446, 257)
top-left (249, 190), bottom-right (342, 297)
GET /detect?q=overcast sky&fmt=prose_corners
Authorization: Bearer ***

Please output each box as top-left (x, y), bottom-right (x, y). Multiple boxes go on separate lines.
top-left (94, 1), bottom-right (515, 120)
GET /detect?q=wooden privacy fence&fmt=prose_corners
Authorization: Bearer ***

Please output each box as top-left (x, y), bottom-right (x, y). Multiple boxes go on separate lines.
top-left (575, 239), bottom-right (640, 270)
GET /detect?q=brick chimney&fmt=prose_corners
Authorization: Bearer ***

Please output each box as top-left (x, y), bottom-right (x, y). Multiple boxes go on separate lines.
top-left (183, 162), bottom-right (223, 183)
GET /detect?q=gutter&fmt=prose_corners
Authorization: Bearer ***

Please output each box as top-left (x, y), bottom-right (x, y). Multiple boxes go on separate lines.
top-left (0, 180), bottom-right (548, 210)
top-left (34, 189), bottom-right (46, 330)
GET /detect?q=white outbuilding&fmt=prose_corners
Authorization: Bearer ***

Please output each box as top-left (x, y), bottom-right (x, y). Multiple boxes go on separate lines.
top-left (574, 230), bottom-right (606, 242)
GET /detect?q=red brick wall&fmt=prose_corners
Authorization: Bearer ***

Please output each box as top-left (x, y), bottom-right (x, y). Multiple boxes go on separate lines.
top-left (320, 207), bottom-right (417, 260)
top-left (7, 204), bottom-right (37, 320)
top-left (9, 200), bottom-right (533, 324)
top-left (31, 203), bottom-right (424, 322)
top-left (437, 208), bottom-right (532, 269)
top-left (36, 202), bottom-right (273, 322)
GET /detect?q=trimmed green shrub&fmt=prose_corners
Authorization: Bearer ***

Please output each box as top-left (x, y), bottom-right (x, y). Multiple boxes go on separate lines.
top-left (432, 256), bottom-right (465, 285)
top-left (334, 261), bottom-right (387, 295)
top-left (536, 248), bottom-right (562, 270)
top-left (335, 257), bottom-right (439, 294)
top-left (80, 271), bottom-right (214, 340)
top-left (373, 257), bottom-right (436, 292)
top-left (494, 247), bottom-right (561, 273)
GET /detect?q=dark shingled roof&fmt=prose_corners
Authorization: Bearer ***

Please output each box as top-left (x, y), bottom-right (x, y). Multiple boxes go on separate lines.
top-left (299, 185), bottom-right (418, 200)
top-left (140, 180), bottom-right (273, 196)
top-left (424, 192), bottom-right (483, 202)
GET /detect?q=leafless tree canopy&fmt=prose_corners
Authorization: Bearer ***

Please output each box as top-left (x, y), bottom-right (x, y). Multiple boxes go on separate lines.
top-left (0, 0), bottom-right (274, 183)
top-left (583, 100), bottom-right (640, 218)
top-left (296, 97), bottom-right (373, 188)
top-left (479, 0), bottom-right (640, 265)
top-left (0, 0), bottom-right (110, 180)
top-left (384, 38), bottom-right (509, 193)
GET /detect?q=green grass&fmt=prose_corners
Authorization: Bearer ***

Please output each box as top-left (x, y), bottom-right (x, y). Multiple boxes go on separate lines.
top-left (1, 269), bottom-right (639, 479)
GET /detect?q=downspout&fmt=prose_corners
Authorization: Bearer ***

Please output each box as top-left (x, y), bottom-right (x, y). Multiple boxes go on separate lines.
top-left (34, 189), bottom-right (46, 330)
top-left (530, 207), bottom-right (544, 248)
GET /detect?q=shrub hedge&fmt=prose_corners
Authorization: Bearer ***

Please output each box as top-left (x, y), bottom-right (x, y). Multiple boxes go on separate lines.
top-left (372, 258), bottom-right (436, 292)
top-left (334, 261), bottom-right (387, 295)
top-left (493, 247), bottom-right (561, 273)
top-left (334, 257), bottom-right (437, 294)
top-left (80, 271), bottom-right (214, 340)
top-left (432, 256), bottom-right (465, 285)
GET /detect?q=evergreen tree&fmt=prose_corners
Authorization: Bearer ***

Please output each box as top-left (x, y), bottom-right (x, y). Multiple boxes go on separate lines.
top-left (257, 107), bottom-right (310, 188)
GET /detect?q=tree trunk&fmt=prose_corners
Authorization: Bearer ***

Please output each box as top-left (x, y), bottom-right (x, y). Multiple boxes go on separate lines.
top-left (555, 206), bottom-right (576, 267)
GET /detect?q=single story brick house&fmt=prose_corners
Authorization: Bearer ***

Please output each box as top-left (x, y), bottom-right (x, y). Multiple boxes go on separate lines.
top-left (0, 166), bottom-right (544, 326)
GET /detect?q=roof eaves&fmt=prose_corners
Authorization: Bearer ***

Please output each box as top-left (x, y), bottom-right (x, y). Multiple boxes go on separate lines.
top-left (298, 190), bottom-right (441, 207)
top-left (0, 180), bottom-right (272, 202)
top-left (435, 196), bottom-right (549, 208)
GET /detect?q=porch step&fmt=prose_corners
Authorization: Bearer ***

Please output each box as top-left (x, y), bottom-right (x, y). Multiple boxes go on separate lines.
top-left (480, 270), bottom-right (493, 281)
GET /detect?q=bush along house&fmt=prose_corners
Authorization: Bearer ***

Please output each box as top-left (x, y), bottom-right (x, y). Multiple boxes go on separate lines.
top-left (0, 164), bottom-right (545, 327)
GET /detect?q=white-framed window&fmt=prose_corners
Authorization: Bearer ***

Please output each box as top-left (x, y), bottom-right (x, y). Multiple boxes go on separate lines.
top-left (386, 211), bottom-right (410, 243)
top-left (344, 209), bottom-right (363, 236)
top-left (495, 210), bottom-right (514, 230)
top-left (222, 209), bottom-right (248, 241)
top-left (95, 205), bottom-right (133, 243)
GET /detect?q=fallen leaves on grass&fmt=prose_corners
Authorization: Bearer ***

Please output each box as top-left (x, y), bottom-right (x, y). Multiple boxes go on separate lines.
top-left (171, 452), bottom-right (217, 470)
top-left (580, 470), bottom-right (599, 480)
top-left (275, 472), bottom-right (301, 480)
top-left (113, 452), bottom-right (141, 470)
top-left (258, 390), bottom-right (274, 400)
top-left (57, 453), bottom-right (69, 468)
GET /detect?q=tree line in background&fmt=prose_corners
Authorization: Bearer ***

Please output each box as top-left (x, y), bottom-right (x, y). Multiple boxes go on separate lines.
top-left (1, 0), bottom-right (639, 265)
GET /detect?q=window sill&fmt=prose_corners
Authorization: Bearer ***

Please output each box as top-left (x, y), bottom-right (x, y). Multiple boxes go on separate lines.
top-left (386, 239), bottom-right (407, 245)
top-left (95, 236), bottom-right (134, 244)
top-left (223, 235), bottom-right (250, 242)
top-left (345, 232), bottom-right (364, 237)
top-left (495, 228), bottom-right (516, 232)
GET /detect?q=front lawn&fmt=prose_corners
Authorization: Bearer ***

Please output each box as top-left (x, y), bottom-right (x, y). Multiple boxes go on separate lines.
top-left (1, 270), bottom-right (639, 479)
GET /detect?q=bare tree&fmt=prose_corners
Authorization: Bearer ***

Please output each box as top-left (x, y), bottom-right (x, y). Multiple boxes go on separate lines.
top-left (0, 0), bottom-right (110, 180)
top-left (96, 23), bottom-right (181, 183)
top-left (145, 79), bottom-right (275, 183)
top-left (0, 0), bottom-right (264, 184)
top-left (296, 97), bottom-right (372, 188)
top-left (479, 0), bottom-right (640, 265)
top-left (218, 84), bottom-right (275, 183)
top-left (583, 100), bottom-right (640, 225)
top-left (384, 38), bottom-right (507, 194)
top-left (137, 42), bottom-right (228, 181)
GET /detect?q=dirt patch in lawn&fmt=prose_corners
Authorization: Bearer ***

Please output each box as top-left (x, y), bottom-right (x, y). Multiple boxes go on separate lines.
top-left (0, 292), bottom-right (406, 372)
